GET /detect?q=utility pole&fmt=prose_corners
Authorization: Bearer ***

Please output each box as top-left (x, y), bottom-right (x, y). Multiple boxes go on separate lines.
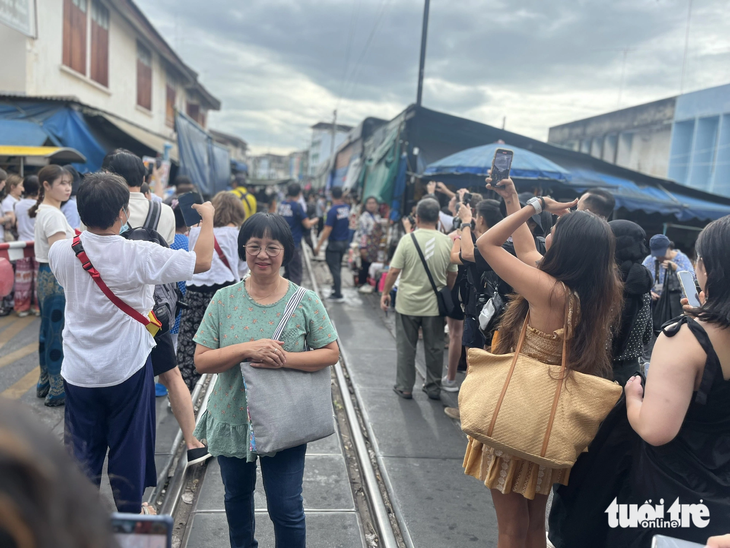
top-left (416, 0), bottom-right (430, 107)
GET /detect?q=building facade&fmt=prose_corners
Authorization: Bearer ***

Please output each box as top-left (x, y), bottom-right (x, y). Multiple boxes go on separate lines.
top-left (548, 97), bottom-right (675, 179)
top-left (0, 0), bottom-right (219, 140)
top-left (308, 122), bottom-right (353, 176)
top-left (251, 154), bottom-right (289, 181)
top-left (548, 83), bottom-right (730, 197)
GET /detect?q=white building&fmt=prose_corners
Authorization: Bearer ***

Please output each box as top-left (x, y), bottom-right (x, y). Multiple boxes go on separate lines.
top-left (308, 122), bottom-right (353, 176)
top-left (0, 0), bottom-right (219, 141)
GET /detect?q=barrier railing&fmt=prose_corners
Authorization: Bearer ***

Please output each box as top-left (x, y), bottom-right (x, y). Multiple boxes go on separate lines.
top-left (0, 241), bottom-right (35, 262)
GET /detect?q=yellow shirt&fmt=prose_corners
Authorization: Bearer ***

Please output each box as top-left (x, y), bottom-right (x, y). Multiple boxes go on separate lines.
top-left (230, 187), bottom-right (257, 219)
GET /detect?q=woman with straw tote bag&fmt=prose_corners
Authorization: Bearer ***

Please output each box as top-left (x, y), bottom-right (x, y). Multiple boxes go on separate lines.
top-left (460, 178), bottom-right (624, 547)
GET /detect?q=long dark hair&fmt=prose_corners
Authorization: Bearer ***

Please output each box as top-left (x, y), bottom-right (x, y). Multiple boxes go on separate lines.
top-left (494, 211), bottom-right (624, 378)
top-left (28, 165), bottom-right (68, 219)
top-left (693, 215), bottom-right (730, 328)
top-left (0, 400), bottom-right (116, 548)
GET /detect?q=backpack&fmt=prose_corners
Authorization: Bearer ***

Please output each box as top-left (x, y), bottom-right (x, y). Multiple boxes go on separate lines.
top-left (122, 200), bottom-right (181, 336)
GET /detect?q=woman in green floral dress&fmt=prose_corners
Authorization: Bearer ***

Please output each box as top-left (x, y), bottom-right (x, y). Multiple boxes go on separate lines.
top-left (194, 213), bottom-right (340, 548)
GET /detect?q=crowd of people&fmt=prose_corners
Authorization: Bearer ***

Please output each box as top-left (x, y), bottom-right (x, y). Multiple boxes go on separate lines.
top-left (0, 152), bottom-right (728, 548)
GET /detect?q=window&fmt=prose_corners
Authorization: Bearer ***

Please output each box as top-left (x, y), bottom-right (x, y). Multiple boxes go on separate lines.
top-left (63, 0), bottom-right (87, 75)
top-left (186, 101), bottom-right (200, 121)
top-left (136, 42), bottom-right (152, 110)
top-left (165, 84), bottom-right (176, 128)
top-left (90, 1), bottom-right (109, 86)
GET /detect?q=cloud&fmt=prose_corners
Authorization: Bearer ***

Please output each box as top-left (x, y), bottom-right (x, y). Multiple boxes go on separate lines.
top-left (135, 0), bottom-right (730, 154)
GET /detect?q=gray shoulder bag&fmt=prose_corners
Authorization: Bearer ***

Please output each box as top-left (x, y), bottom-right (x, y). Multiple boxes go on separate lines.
top-left (240, 287), bottom-right (335, 454)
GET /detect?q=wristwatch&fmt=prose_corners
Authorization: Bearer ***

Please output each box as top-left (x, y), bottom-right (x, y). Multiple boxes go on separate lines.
top-left (527, 197), bottom-right (543, 215)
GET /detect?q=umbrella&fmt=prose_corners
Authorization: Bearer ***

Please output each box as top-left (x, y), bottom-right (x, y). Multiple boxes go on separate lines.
top-left (423, 143), bottom-right (571, 185)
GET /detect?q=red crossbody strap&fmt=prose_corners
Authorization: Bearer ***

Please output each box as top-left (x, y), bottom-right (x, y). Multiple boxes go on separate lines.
top-left (71, 235), bottom-right (151, 327)
top-left (214, 237), bottom-right (234, 273)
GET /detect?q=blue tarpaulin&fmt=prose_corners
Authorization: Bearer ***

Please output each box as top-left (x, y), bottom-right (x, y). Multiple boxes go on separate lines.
top-left (210, 142), bottom-right (232, 194)
top-left (176, 112), bottom-right (230, 196)
top-left (424, 143), bottom-right (571, 184)
top-left (0, 100), bottom-right (106, 172)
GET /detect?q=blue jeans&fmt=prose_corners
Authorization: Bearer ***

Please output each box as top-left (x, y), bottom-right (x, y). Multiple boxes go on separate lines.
top-left (218, 444), bottom-right (307, 548)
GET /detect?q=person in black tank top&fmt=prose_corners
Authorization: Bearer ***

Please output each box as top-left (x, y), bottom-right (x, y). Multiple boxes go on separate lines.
top-left (549, 215), bottom-right (730, 548)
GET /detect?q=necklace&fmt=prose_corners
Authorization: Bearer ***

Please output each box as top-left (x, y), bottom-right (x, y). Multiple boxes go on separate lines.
top-left (246, 276), bottom-right (284, 303)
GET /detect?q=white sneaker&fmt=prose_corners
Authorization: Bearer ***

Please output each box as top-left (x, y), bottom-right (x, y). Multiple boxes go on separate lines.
top-left (441, 375), bottom-right (459, 392)
top-left (358, 285), bottom-right (374, 294)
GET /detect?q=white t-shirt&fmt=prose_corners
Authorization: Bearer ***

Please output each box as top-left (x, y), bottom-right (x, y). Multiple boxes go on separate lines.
top-left (14, 198), bottom-right (36, 242)
top-left (49, 232), bottom-right (196, 388)
top-left (128, 192), bottom-right (175, 244)
top-left (0, 194), bottom-right (18, 243)
top-left (187, 226), bottom-right (248, 286)
top-left (34, 205), bottom-right (74, 263)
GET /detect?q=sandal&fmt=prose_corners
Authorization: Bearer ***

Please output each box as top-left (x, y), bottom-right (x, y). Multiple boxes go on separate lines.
top-left (392, 386), bottom-right (413, 400)
top-left (141, 503), bottom-right (157, 515)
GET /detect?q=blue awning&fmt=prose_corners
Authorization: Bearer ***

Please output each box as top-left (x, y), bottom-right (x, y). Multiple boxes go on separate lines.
top-left (570, 169), bottom-right (730, 221)
top-left (671, 192), bottom-right (730, 222)
top-left (0, 120), bottom-right (48, 146)
top-left (424, 143), bottom-right (571, 182)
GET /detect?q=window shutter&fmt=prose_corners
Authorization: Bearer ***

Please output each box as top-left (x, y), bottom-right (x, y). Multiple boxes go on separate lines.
top-left (63, 0), bottom-right (87, 75)
top-left (166, 85), bottom-right (176, 128)
top-left (90, 1), bottom-right (109, 87)
top-left (136, 42), bottom-right (153, 110)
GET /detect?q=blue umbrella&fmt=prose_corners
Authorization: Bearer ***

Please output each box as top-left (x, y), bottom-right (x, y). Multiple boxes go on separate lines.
top-left (424, 143), bottom-right (571, 183)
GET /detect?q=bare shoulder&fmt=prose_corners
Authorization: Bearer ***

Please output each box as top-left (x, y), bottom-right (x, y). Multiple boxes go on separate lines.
top-left (652, 321), bottom-right (707, 388)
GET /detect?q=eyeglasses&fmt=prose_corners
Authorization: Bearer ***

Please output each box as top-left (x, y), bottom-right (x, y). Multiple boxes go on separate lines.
top-left (244, 244), bottom-right (284, 257)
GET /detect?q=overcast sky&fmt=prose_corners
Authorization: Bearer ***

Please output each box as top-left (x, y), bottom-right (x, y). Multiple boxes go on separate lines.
top-left (136, 0), bottom-right (730, 155)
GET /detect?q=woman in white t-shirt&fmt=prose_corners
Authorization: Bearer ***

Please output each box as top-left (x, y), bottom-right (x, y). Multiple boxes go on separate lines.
top-left (0, 174), bottom-right (23, 241)
top-left (13, 175), bottom-right (40, 317)
top-left (176, 191), bottom-right (249, 390)
top-left (29, 165), bottom-right (74, 406)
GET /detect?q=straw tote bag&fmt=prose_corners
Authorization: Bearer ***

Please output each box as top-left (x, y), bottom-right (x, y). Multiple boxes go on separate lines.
top-left (458, 299), bottom-right (622, 469)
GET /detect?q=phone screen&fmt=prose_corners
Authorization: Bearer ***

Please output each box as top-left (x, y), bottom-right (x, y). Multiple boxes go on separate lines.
top-left (177, 191), bottom-right (203, 227)
top-left (492, 149), bottom-right (514, 183)
top-left (677, 270), bottom-right (700, 307)
top-left (651, 535), bottom-right (705, 548)
top-left (111, 514), bottom-right (172, 548)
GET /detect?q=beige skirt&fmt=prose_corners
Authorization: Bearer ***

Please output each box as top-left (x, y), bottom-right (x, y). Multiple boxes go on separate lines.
top-left (463, 436), bottom-right (571, 500)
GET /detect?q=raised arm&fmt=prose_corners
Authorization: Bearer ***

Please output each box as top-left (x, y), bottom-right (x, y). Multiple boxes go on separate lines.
top-left (486, 178), bottom-right (543, 267)
top-left (476, 197), bottom-right (575, 311)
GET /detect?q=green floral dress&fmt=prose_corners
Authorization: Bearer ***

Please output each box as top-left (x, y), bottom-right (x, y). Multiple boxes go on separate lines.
top-left (193, 280), bottom-right (337, 462)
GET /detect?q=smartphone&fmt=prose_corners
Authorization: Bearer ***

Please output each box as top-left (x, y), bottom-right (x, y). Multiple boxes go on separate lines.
top-left (491, 148), bottom-right (514, 184)
top-left (178, 191), bottom-right (203, 227)
top-left (651, 535), bottom-right (704, 548)
top-left (111, 513), bottom-right (173, 548)
top-left (677, 270), bottom-right (700, 307)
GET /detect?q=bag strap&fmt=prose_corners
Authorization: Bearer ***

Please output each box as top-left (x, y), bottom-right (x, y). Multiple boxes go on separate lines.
top-left (272, 287), bottom-right (308, 340)
top-left (71, 235), bottom-right (160, 335)
top-left (410, 233), bottom-right (440, 298)
top-left (487, 286), bottom-right (573, 459)
top-left (143, 200), bottom-right (161, 231)
top-left (214, 237), bottom-right (234, 275)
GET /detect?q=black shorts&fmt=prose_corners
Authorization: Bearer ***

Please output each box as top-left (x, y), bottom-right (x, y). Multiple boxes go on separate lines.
top-left (151, 332), bottom-right (177, 377)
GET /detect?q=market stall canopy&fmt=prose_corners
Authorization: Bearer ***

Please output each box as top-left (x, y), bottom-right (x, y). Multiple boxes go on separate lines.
top-left (0, 145), bottom-right (87, 166)
top-left (424, 143), bottom-right (570, 187)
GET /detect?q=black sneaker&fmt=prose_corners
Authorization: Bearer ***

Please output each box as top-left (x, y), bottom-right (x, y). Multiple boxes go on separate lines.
top-left (327, 294), bottom-right (345, 303)
top-left (422, 387), bottom-right (441, 401)
top-left (187, 446), bottom-right (212, 466)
